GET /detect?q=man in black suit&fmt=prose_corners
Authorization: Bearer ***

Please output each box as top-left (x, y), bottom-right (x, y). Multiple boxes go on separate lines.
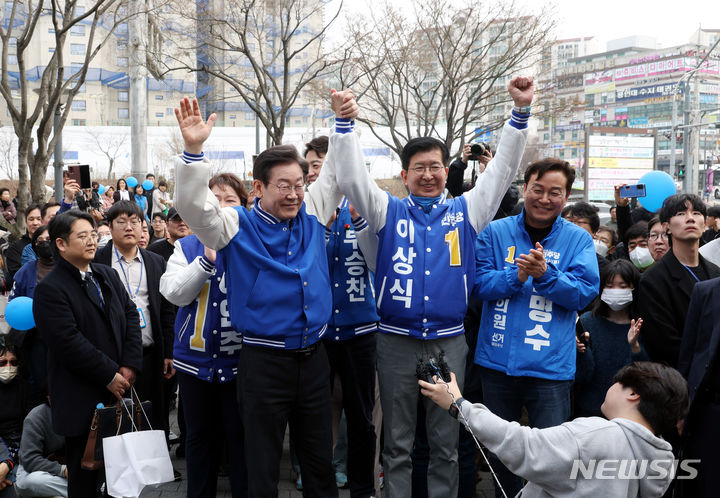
top-left (33, 210), bottom-right (142, 497)
top-left (678, 277), bottom-right (720, 497)
top-left (638, 194), bottom-right (720, 368)
top-left (94, 201), bottom-right (175, 437)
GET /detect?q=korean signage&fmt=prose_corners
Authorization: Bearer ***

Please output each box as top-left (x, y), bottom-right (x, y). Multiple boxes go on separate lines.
top-left (615, 57), bottom-right (720, 82)
top-left (615, 83), bottom-right (680, 103)
top-left (587, 135), bottom-right (655, 200)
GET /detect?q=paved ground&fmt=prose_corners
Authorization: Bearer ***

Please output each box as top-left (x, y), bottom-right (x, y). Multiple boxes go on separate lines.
top-left (138, 407), bottom-right (497, 497)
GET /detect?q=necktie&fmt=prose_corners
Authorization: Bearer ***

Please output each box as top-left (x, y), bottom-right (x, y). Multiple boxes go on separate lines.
top-left (84, 273), bottom-right (104, 310)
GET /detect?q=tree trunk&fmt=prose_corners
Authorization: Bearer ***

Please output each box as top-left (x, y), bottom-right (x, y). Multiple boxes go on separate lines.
top-left (107, 158), bottom-right (114, 180)
top-left (29, 153), bottom-right (50, 204)
top-left (14, 142), bottom-right (30, 236)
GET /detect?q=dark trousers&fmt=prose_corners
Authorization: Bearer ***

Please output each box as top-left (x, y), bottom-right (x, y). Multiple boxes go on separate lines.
top-left (479, 366), bottom-right (572, 498)
top-left (238, 343), bottom-right (337, 498)
top-left (135, 346), bottom-right (167, 434)
top-left (177, 371), bottom-right (247, 497)
top-left (457, 361), bottom-right (484, 498)
top-left (680, 400), bottom-right (720, 497)
top-left (325, 334), bottom-right (377, 498)
top-left (66, 434), bottom-right (100, 498)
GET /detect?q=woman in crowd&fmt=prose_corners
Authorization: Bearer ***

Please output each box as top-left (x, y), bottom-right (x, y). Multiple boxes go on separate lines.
top-left (5, 205), bottom-right (42, 283)
top-left (113, 178), bottom-right (130, 202)
top-left (160, 173), bottom-right (248, 498)
top-left (9, 226), bottom-right (54, 408)
top-left (0, 340), bottom-right (31, 496)
top-left (0, 189), bottom-right (16, 226)
top-left (574, 259), bottom-right (648, 417)
top-left (133, 184), bottom-right (150, 222)
top-left (102, 185), bottom-right (115, 211)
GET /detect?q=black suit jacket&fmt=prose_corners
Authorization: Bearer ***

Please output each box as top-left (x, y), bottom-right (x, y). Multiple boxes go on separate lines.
top-left (638, 250), bottom-right (720, 367)
top-left (678, 278), bottom-right (720, 411)
top-left (94, 241), bottom-right (174, 360)
top-left (33, 257), bottom-right (142, 437)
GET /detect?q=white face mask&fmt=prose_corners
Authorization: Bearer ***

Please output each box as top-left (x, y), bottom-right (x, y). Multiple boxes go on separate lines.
top-left (594, 239), bottom-right (609, 257)
top-left (98, 235), bottom-right (112, 248)
top-left (601, 288), bottom-right (634, 311)
top-left (0, 366), bottom-right (18, 384)
top-left (629, 246), bottom-right (654, 270)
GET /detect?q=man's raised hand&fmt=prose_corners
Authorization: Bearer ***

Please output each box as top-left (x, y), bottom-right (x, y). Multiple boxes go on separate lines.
top-left (330, 88), bottom-right (359, 120)
top-left (174, 97), bottom-right (216, 155)
top-left (508, 76), bottom-right (534, 107)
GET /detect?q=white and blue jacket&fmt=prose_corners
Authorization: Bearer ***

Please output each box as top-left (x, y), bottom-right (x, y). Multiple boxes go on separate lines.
top-left (335, 116), bottom-right (530, 341)
top-left (173, 122), bottom-right (347, 351)
top-left (221, 200), bottom-right (332, 349)
top-left (160, 235), bottom-right (242, 382)
top-left (326, 199), bottom-right (379, 341)
top-left (473, 211), bottom-right (600, 381)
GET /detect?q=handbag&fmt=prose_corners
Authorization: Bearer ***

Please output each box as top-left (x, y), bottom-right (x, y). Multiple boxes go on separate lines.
top-left (103, 388), bottom-right (173, 497)
top-left (81, 388), bottom-right (152, 471)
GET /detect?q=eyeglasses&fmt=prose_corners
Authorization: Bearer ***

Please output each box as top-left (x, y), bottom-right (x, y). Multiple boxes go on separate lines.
top-left (409, 165), bottom-right (444, 174)
top-left (114, 219), bottom-right (141, 228)
top-left (568, 218), bottom-right (591, 227)
top-left (529, 187), bottom-right (565, 200)
top-left (269, 183), bottom-right (305, 195)
top-left (649, 232), bottom-right (668, 241)
top-left (73, 232), bottom-right (99, 244)
top-left (0, 359), bottom-right (18, 367)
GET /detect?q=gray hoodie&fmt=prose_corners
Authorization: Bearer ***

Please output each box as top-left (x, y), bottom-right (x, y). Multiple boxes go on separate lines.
top-left (458, 400), bottom-right (673, 497)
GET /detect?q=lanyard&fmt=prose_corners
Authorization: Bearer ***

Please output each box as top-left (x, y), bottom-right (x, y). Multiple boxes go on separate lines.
top-left (681, 264), bottom-right (701, 283)
top-left (114, 247), bottom-right (143, 299)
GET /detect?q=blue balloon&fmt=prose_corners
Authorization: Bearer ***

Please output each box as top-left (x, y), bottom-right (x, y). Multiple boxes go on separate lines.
top-left (5, 296), bottom-right (35, 331)
top-left (142, 179), bottom-right (154, 191)
top-left (98, 185), bottom-right (105, 195)
top-left (638, 171), bottom-right (676, 213)
top-left (126, 176), bottom-right (138, 188)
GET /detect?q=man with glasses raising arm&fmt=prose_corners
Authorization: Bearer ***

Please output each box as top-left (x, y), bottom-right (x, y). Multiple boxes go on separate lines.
top-left (173, 91), bottom-right (357, 497)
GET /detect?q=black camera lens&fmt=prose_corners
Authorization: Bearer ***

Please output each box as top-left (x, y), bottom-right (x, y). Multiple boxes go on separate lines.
top-left (470, 143), bottom-right (486, 156)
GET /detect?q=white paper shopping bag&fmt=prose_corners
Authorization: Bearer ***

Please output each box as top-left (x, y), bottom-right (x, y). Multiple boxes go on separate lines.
top-left (103, 429), bottom-right (174, 497)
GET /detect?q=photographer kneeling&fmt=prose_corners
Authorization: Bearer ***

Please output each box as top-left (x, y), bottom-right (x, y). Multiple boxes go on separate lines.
top-left (419, 362), bottom-right (688, 497)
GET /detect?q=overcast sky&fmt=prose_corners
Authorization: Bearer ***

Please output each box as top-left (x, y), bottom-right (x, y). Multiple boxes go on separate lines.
top-left (547, 0), bottom-right (720, 49)
top-left (328, 0), bottom-right (720, 52)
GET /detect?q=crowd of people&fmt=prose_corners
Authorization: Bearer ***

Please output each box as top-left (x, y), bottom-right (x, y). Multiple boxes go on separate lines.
top-left (0, 76), bottom-right (715, 498)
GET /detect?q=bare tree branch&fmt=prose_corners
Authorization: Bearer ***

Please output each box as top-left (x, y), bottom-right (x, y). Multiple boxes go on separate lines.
top-left (339, 0), bottom-right (556, 158)
top-left (158, 0), bottom-right (343, 145)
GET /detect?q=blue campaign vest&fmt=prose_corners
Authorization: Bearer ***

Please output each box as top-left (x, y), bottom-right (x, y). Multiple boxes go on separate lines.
top-left (326, 200), bottom-right (379, 341)
top-left (375, 193), bottom-right (476, 339)
top-left (172, 235), bottom-right (242, 383)
top-left (221, 202), bottom-right (332, 349)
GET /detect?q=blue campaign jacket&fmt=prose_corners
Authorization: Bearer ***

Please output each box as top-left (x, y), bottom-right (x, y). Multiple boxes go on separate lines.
top-left (326, 200), bottom-right (379, 341)
top-left (220, 201), bottom-right (332, 349)
top-left (172, 235), bottom-right (242, 382)
top-left (375, 193), bottom-right (476, 339)
top-left (9, 259), bottom-right (38, 300)
top-left (473, 211), bottom-right (600, 381)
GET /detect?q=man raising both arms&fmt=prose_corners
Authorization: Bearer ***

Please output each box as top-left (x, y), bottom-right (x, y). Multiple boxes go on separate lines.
top-left (335, 77), bottom-right (533, 497)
